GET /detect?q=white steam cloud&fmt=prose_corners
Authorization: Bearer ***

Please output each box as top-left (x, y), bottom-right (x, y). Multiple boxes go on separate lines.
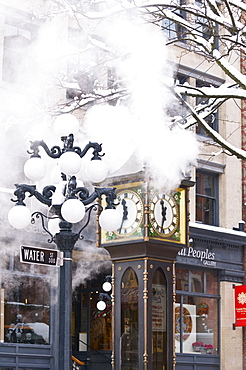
top-left (72, 245), bottom-right (111, 290)
top-left (83, 18), bottom-right (198, 191)
top-left (0, 3), bottom-right (199, 291)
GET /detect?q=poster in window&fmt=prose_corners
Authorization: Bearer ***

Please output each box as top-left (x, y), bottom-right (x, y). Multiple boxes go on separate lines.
top-left (175, 304), bottom-right (196, 353)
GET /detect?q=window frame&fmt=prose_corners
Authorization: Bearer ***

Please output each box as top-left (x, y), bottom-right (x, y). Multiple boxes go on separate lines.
top-left (196, 170), bottom-right (219, 226)
top-left (175, 266), bottom-right (220, 355)
top-left (72, 270), bottom-right (113, 353)
top-left (0, 247), bottom-right (53, 346)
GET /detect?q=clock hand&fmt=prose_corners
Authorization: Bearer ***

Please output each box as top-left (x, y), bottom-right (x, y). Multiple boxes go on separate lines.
top-left (160, 199), bottom-right (167, 229)
top-left (119, 199), bottom-right (128, 233)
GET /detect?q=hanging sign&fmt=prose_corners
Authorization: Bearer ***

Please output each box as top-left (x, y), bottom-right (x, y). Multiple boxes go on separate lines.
top-left (234, 285), bottom-right (246, 327)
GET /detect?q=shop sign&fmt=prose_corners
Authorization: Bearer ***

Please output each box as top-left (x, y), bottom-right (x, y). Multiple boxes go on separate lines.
top-left (234, 285), bottom-right (246, 327)
top-left (20, 245), bottom-right (63, 266)
top-left (0, 215), bottom-right (47, 235)
top-left (178, 246), bottom-right (216, 267)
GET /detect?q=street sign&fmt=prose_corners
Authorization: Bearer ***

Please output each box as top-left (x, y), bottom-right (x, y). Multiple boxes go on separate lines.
top-left (20, 245), bottom-right (63, 266)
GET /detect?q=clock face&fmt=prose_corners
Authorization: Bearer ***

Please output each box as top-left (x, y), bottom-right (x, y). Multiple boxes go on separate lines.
top-left (115, 190), bottom-right (144, 236)
top-left (149, 193), bottom-right (179, 237)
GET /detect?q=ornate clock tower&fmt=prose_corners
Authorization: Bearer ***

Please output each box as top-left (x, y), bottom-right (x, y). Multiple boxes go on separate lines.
top-left (99, 171), bottom-right (194, 370)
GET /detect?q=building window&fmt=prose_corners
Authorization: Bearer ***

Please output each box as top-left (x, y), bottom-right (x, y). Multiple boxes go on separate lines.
top-left (196, 79), bottom-right (219, 136)
top-left (0, 247), bottom-right (52, 345)
top-left (196, 171), bottom-right (219, 226)
top-left (195, 0), bottom-right (212, 40)
top-left (167, 73), bottom-right (188, 120)
top-left (3, 22), bottom-right (37, 85)
top-left (72, 271), bottom-right (112, 353)
top-left (195, 0), bottom-right (219, 45)
top-left (162, 0), bottom-right (187, 42)
top-left (66, 28), bottom-right (108, 100)
top-left (175, 267), bottom-right (219, 355)
top-left (2, 274), bottom-right (50, 345)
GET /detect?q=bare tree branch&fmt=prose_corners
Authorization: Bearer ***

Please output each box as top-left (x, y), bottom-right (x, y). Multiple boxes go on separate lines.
top-left (174, 89), bottom-right (246, 160)
top-left (47, 0), bottom-right (246, 161)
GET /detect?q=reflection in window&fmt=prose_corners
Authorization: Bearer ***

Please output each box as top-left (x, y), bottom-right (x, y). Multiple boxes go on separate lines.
top-left (2, 276), bottom-right (50, 344)
top-left (175, 269), bottom-right (219, 355)
top-left (121, 268), bottom-right (138, 370)
top-left (152, 268), bottom-right (167, 370)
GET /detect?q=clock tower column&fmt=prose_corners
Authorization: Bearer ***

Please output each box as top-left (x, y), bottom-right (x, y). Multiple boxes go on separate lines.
top-left (99, 173), bottom-right (194, 370)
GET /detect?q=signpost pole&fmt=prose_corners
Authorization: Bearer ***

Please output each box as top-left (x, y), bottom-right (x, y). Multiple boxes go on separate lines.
top-left (20, 221), bottom-right (79, 370)
top-left (53, 220), bottom-right (79, 370)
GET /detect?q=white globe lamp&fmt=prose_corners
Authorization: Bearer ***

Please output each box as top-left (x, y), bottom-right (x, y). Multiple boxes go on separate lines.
top-left (97, 300), bottom-right (106, 311)
top-left (8, 205), bottom-right (31, 229)
top-left (99, 208), bottom-right (121, 232)
top-left (59, 151), bottom-right (81, 175)
top-left (54, 114), bottom-right (80, 136)
top-left (86, 159), bottom-right (108, 183)
top-left (24, 157), bottom-right (47, 181)
top-left (48, 217), bottom-right (60, 236)
top-left (61, 198), bottom-right (85, 223)
top-left (102, 281), bottom-right (112, 292)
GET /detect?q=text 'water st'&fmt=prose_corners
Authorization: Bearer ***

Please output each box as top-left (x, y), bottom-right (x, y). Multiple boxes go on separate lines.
top-left (20, 245), bottom-right (62, 266)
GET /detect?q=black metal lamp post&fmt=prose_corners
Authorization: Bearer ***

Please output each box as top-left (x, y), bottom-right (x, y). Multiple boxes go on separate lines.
top-left (8, 117), bottom-right (121, 370)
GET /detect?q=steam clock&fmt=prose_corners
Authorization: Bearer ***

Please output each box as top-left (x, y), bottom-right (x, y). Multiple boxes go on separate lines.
top-left (100, 172), bottom-right (194, 370)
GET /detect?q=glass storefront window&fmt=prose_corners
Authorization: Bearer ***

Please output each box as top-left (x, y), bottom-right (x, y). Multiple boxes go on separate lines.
top-left (2, 275), bottom-right (50, 345)
top-left (175, 268), bottom-right (219, 355)
top-left (72, 271), bottom-right (112, 353)
top-left (121, 268), bottom-right (139, 370)
top-left (206, 271), bottom-right (218, 295)
top-left (176, 268), bottom-right (188, 291)
top-left (175, 296), bottom-right (218, 354)
top-left (90, 290), bottom-right (112, 351)
top-left (152, 268), bottom-right (167, 370)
